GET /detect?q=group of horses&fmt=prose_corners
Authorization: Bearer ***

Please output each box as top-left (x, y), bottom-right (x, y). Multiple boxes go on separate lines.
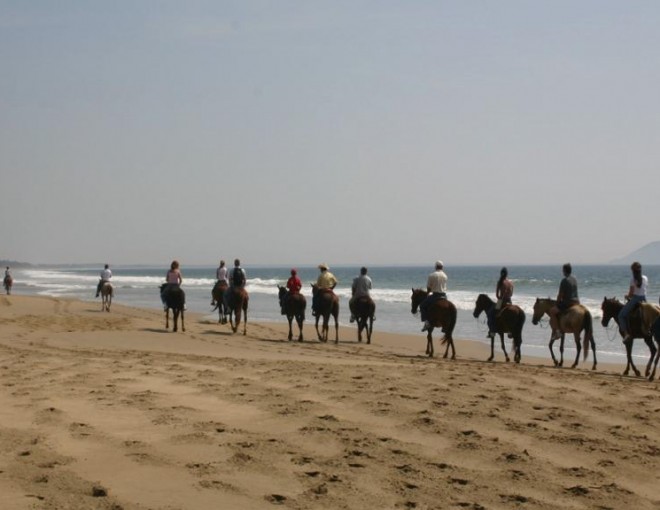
top-left (418, 289), bottom-right (660, 381)
top-left (155, 278), bottom-right (660, 382)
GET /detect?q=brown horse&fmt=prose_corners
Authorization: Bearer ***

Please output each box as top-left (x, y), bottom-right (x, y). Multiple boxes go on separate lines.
top-left (278, 286), bottom-right (306, 342)
top-left (226, 287), bottom-right (249, 335)
top-left (311, 284), bottom-right (339, 343)
top-left (100, 282), bottom-right (113, 312)
top-left (3, 275), bottom-right (12, 295)
top-left (211, 281), bottom-right (228, 324)
top-left (532, 298), bottom-right (597, 370)
top-left (410, 289), bottom-right (457, 358)
top-left (600, 297), bottom-right (656, 378)
top-left (160, 284), bottom-right (185, 332)
top-left (472, 294), bottom-right (525, 363)
top-left (350, 296), bottom-right (375, 344)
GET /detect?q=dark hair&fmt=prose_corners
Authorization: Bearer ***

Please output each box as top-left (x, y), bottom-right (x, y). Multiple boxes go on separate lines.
top-left (631, 261), bottom-right (643, 288)
top-left (562, 263), bottom-right (572, 276)
top-left (234, 259), bottom-right (241, 267)
top-left (360, 267), bottom-right (368, 275)
top-left (497, 267), bottom-right (508, 291)
top-left (104, 264), bottom-right (109, 269)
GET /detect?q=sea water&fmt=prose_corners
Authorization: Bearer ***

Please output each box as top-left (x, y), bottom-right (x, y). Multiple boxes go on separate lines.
top-left (9, 264), bottom-right (660, 364)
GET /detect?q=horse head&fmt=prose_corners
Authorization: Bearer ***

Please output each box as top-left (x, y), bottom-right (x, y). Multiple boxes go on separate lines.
top-left (277, 285), bottom-right (287, 301)
top-left (532, 297), bottom-right (553, 325)
top-left (410, 288), bottom-right (426, 315)
top-left (473, 294), bottom-right (491, 318)
top-left (601, 296), bottom-right (621, 327)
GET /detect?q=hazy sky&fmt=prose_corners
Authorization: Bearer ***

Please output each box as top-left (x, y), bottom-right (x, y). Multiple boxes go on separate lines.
top-left (2, 1), bottom-right (659, 266)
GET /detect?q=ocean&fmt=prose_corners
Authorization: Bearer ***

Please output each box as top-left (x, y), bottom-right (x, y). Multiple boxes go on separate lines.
top-left (8, 264), bottom-right (660, 364)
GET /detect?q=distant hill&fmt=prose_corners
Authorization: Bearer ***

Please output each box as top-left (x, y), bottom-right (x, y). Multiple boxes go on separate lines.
top-left (610, 241), bottom-right (660, 264)
top-left (0, 260), bottom-right (33, 268)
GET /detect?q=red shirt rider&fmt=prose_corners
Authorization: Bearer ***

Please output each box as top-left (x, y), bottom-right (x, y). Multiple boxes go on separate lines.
top-left (286, 269), bottom-right (302, 294)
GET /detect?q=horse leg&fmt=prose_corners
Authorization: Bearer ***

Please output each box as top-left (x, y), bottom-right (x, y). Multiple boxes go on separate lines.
top-left (287, 316), bottom-right (293, 341)
top-left (165, 308), bottom-right (170, 330)
top-left (558, 334), bottom-right (565, 367)
top-left (357, 318), bottom-right (363, 343)
top-left (297, 314), bottom-right (304, 342)
top-left (500, 332), bottom-right (510, 362)
top-left (644, 336), bottom-right (656, 378)
top-left (549, 337), bottom-right (559, 367)
top-left (426, 330), bottom-right (434, 358)
top-left (571, 334), bottom-right (581, 369)
top-left (242, 305), bottom-right (247, 336)
top-left (333, 312), bottom-right (339, 344)
top-left (623, 339), bottom-right (640, 377)
top-left (650, 341), bottom-right (660, 381)
top-left (173, 309), bottom-right (179, 332)
top-left (315, 315), bottom-right (323, 342)
top-left (590, 335), bottom-right (597, 371)
top-left (367, 317), bottom-right (373, 344)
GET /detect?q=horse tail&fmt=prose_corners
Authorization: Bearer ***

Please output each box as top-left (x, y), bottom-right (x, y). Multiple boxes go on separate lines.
top-left (582, 310), bottom-right (593, 361)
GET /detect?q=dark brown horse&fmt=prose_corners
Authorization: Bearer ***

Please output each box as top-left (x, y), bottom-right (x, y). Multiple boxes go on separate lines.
top-left (410, 289), bottom-right (457, 358)
top-left (350, 296), bottom-right (375, 344)
top-left (311, 284), bottom-right (339, 343)
top-left (532, 298), bottom-right (597, 370)
top-left (601, 297), bottom-right (656, 378)
top-left (211, 281), bottom-right (228, 324)
top-left (100, 282), bottom-right (113, 312)
top-left (3, 275), bottom-right (12, 295)
top-left (160, 284), bottom-right (185, 332)
top-left (472, 294), bottom-right (525, 363)
top-left (278, 286), bottom-right (306, 342)
top-left (226, 287), bottom-right (249, 335)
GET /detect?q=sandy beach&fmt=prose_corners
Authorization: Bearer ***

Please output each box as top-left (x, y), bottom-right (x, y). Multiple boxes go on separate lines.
top-left (0, 295), bottom-right (658, 510)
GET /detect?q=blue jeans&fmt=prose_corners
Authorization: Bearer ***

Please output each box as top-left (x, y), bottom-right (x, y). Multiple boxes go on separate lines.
top-left (618, 295), bottom-right (646, 335)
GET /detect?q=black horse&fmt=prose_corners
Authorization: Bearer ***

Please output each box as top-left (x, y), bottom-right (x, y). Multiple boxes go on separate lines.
top-left (278, 286), bottom-right (306, 342)
top-left (472, 294), bottom-right (525, 363)
top-left (350, 296), bottom-right (375, 344)
top-left (160, 284), bottom-right (185, 332)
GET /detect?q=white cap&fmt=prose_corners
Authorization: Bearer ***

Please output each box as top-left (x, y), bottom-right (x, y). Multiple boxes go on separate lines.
top-left (435, 260), bottom-right (444, 269)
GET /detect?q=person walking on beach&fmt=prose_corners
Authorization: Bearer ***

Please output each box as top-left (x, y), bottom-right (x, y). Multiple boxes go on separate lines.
top-left (281, 268), bottom-right (302, 314)
top-left (619, 261), bottom-right (648, 342)
top-left (313, 263), bottom-right (337, 316)
top-left (95, 264), bottom-right (112, 298)
top-left (548, 263), bottom-right (579, 340)
top-left (349, 267), bottom-right (373, 323)
top-left (420, 261), bottom-right (447, 332)
top-left (486, 267), bottom-right (513, 339)
top-left (161, 260), bottom-right (183, 310)
top-left (211, 260), bottom-right (229, 307)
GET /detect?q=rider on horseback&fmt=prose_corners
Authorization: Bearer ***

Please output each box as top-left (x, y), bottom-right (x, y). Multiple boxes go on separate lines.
top-left (211, 260), bottom-right (229, 307)
top-left (161, 260), bottom-right (183, 311)
top-left (487, 267), bottom-right (513, 339)
top-left (349, 267), bottom-right (373, 323)
top-left (421, 261), bottom-right (447, 332)
top-left (312, 263), bottom-right (337, 316)
top-left (224, 259), bottom-right (246, 309)
top-left (281, 268), bottom-right (302, 314)
top-left (619, 261), bottom-right (648, 342)
top-left (95, 264), bottom-right (112, 298)
top-left (549, 263), bottom-right (579, 340)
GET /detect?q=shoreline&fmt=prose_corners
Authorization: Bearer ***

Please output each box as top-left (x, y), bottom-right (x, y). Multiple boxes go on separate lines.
top-left (1, 295), bottom-right (658, 509)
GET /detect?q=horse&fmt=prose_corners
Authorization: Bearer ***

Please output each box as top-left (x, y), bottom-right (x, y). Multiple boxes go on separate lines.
top-left (278, 286), bottom-right (306, 342)
top-left (311, 284), bottom-right (339, 343)
top-left (410, 289), bottom-right (457, 358)
top-left (350, 296), bottom-right (375, 344)
top-left (225, 287), bottom-right (249, 335)
top-left (160, 284), bottom-right (185, 332)
top-left (3, 275), bottom-right (12, 295)
top-left (472, 294), bottom-right (525, 363)
top-left (531, 298), bottom-right (597, 370)
top-left (600, 297), bottom-right (656, 378)
top-left (100, 282), bottom-right (113, 312)
top-left (211, 281), bottom-right (228, 324)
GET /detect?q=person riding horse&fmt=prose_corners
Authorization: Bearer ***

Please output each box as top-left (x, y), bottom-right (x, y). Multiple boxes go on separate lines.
top-left (420, 261), bottom-right (447, 332)
top-left (349, 266), bottom-right (373, 323)
top-left (280, 268), bottom-right (302, 315)
top-left (211, 259), bottom-right (229, 307)
top-left (95, 264), bottom-right (112, 298)
top-left (548, 263), bottom-right (579, 340)
top-left (486, 267), bottom-right (513, 339)
top-left (619, 261), bottom-right (648, 342)
top-left (312, 263), bottom-right (337, 316)
top-left (161, 260), bottom-right (183, 311)
top-left (224, 258), bottom-right (246, 310)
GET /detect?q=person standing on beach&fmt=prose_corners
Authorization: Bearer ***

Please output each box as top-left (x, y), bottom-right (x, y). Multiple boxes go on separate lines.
top-left (161, 260), bottom-right (183, 310)
top-left (211, 260), bottom-right (229, 307)
top-left (313, 263), bottom-right (337, 316)
top-left (548, 263), bottom-right (579, 340)
top-left (420, 261), bottom-right (447, 332)
top-left (349, 267), bottom-right (373, 323)
top-left (618, 261), bottom-right (648, 341)
top-left (486, 267), bottom-right (513, 339)
top-left (95, 264), bottom-right (112, 298)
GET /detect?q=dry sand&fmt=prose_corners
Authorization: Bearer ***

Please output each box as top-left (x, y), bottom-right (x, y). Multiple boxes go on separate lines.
top-left (0, 295), bottom-right (658, 510)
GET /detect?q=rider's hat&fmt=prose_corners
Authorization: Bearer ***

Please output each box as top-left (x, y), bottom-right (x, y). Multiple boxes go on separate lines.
top-left (435, 260), bottom-right (444, 269)
top-left (318, 263), bottom-right (329, 270)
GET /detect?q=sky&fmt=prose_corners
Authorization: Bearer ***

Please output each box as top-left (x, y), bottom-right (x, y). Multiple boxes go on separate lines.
top-left (1, 1), bottom-right (659, 267)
